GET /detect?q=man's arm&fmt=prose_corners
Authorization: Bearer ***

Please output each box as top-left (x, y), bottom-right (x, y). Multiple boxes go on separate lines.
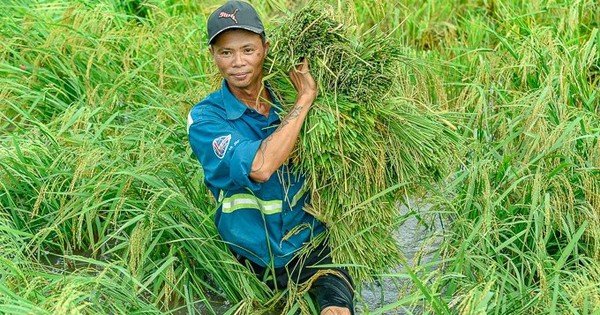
top-left (250, 58), bottom-right (317, 183)
top-left (188, 106), bottom-right (263, 192)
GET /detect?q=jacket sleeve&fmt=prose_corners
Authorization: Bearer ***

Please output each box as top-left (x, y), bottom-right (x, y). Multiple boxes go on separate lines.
top-left (187, 107), bottom-right (262, 192)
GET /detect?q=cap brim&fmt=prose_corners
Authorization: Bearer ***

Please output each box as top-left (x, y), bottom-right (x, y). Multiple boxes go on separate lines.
top-left (208, 25), bottom-right (264, 44)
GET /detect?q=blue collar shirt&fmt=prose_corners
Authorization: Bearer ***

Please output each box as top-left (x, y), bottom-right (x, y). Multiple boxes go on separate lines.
top-left (187, 80), bottom-right (324, 268)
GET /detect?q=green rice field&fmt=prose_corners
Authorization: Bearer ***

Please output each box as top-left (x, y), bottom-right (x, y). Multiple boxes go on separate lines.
top-left (0, 0), bottom-right (598, 314)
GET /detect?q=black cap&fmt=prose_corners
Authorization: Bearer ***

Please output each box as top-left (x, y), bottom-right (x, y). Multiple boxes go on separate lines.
top-left (207, 1), bottom-right (265, 45)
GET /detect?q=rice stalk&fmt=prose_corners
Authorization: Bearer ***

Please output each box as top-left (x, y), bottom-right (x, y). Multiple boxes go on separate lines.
top-left (265, 1), bottom-right (460, 283)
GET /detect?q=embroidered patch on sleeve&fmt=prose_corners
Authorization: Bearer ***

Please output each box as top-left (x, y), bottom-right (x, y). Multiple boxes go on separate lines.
top-left (212, 134), bottom-right (231, 159)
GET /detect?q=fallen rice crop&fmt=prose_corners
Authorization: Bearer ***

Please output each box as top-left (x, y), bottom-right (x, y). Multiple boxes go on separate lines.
top-left (0, 0), bottom-right (598, 314)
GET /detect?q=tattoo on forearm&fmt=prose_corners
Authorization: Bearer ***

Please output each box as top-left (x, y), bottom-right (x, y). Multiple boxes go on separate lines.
top-left (251, 105), bottom-right (304, 174)
top-left (278, 105), bottom-right (303, 130)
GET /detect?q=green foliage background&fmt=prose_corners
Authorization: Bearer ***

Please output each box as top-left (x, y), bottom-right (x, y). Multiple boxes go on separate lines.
top-left (0, 0), bottom-right (598, 314)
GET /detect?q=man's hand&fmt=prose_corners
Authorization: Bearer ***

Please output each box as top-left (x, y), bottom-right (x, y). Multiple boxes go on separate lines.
top-left (289, 58), bottom-right (317, 103)
top-left (321, 306), bottom-right (351, 315)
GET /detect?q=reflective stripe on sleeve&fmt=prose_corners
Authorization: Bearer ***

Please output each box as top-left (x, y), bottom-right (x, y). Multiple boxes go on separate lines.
top-left (221, 193), bottom-right (282, 215)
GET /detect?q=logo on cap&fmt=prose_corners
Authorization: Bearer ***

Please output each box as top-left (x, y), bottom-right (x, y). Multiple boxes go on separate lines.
top-left (212, 134), bottom-right (231, 159)
top-left (218, 9), bottom-right (238, 24)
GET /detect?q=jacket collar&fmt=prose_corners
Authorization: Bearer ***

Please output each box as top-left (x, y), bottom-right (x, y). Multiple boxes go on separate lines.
top-left (220, 80), bottom-right (281, 121)
top-left (220, 80), bottom-right (247, 120)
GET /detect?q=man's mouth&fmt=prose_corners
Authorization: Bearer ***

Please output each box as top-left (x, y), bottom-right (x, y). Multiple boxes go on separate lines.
top-left (232, 72), bottom-right (249, 79)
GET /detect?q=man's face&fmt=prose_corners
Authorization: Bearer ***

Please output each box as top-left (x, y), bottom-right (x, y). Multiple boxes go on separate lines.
top-left (210, 29), bottom-right (268, 91)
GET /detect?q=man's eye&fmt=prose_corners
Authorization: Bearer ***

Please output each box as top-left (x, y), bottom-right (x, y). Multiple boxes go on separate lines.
top-left (220, 51), bottom-right (232, 57)
top-left (244, 48), bottom-right (255, 54)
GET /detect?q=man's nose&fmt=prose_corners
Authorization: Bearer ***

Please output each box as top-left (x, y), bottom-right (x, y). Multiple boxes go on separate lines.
top-left (232, 52), bottom-right (245, 67)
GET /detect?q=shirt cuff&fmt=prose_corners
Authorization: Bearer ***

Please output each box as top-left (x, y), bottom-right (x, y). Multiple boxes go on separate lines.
top-left (229, 139), bottom-right (262, 191)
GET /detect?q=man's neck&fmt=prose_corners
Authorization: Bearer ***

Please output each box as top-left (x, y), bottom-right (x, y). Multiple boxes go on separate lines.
top-left (227, 82), bottom-right (272, 117)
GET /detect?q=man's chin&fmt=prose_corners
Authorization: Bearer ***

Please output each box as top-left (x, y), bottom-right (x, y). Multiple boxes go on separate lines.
top-left (227, 80), bottom-right (252, 90)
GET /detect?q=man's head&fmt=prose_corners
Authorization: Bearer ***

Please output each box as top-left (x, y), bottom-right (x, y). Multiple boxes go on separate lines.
top-left (208, 1), bottom-right (268, 91)
top-left (207, 0), bottom-right (265, 45)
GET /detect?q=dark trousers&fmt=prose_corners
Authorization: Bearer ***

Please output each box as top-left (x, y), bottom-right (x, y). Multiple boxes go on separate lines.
top-left (237, 241), bottom-right (355, 314)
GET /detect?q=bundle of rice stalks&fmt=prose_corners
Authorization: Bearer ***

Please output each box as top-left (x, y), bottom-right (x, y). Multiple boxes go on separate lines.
top-left (265, 3), bottom-right (460, 282)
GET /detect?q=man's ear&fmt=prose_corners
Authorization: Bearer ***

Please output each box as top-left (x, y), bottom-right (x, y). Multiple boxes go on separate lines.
top-left (263, 41), bottom-right (270, 54)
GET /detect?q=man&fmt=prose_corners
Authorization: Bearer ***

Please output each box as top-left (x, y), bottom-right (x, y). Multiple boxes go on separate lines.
top-left (187, 1), bottom-right (354, 314)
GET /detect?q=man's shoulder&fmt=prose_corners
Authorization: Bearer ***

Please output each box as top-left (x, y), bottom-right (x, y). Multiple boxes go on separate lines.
top-left (187, 89), bottom-right (227, 132)
top-left (189, 90), bottom-right (226, 121)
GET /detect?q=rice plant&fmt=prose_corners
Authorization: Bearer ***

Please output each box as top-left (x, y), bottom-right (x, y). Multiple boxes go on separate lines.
top-left (1, 0), bottom-right (598, 314)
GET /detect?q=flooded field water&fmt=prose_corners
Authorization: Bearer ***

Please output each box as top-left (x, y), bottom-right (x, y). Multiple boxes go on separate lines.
top-left (358, 201), bottom-right (443, 314)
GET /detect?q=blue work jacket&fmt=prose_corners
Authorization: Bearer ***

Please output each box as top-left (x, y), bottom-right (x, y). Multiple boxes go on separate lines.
top-left (187, 80), bottom-right (325, 268)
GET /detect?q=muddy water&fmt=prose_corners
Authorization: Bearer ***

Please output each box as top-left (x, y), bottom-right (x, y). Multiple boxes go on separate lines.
top-left (357, 201), bottom-right (443, 314)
